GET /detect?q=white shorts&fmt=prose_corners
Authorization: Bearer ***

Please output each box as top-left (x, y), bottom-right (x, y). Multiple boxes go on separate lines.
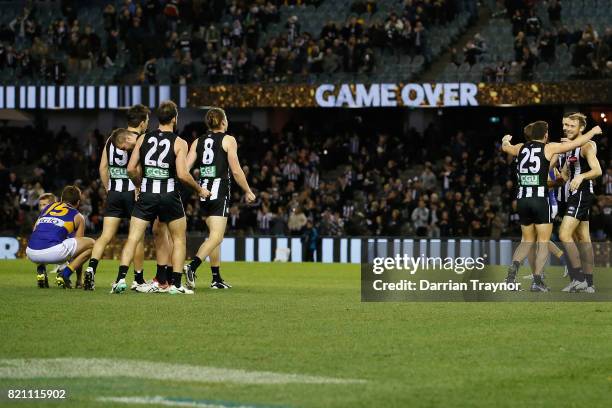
top-left (26, 238), bottom-right (77, 264)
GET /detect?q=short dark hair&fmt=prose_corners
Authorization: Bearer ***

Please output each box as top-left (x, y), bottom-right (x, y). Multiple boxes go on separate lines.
top-left (205, 107), bottom-right (226, 130)
top-left (61, 185), bottom-right (81, 206)
top-left (524, 121), bottom-right (548, 141)
top-left (157, 100), bottom-right (178, 125)
top-left (110, 128), bottom-right (133, 147)
top-left (126, 104), bottom-right (150, 128)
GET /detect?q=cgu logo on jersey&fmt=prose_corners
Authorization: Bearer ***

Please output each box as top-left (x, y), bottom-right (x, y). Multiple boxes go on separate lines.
top-left (109, 166), bottom-right (129, 179)
top-left (35, 217), bottom-right (64, 227)
top-left (144, 167), bottom-right (170, 179)
top-left (519, 175), bottom-right (540, 186)
top-left (200, 166), bottom-right (216, 178)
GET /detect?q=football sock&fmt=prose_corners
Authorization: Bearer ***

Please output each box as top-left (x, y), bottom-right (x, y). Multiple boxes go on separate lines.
top-left (585, 274), bottom-right (593, 287)
top-left (533, 274), bottom-right (544, 285)
top-left (75, 266), bottom-right (82, 282)
top-left (134, 270), bottom-right (145, 284)
top-left (116, 265), bottom-right (129, 282)
top-left (211, 266), bottom-right (221, 282)
top-left (88, 258), bottom-right (99, 274)
top-left (61, 265), bottom-right (74, 279)
top-left (190, 256), bottom-right (202, 271)
top-left (574, 269), bottom-right (585, 282)
top-left (172, 272), bottom-right (182, 288)
top-left (165, 265), bottom-right (173, 285)
top-left (155, 264), bottom-right (167, 284)
top-left (37, 264), bottom-right (46, 274)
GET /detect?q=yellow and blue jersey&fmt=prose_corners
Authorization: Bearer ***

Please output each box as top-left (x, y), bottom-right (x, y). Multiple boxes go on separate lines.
top-left (28, 202), bottom-right (80, 250)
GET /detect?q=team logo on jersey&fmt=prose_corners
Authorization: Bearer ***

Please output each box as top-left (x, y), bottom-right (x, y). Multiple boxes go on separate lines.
top-left (200, 166), bottom-right (216, 178)
top-left (144, 167), bottom-right (170, 179)
top-left (519, 174), bottom-right (539, 186)
top-left (109, 166), bottom-right (129, 179)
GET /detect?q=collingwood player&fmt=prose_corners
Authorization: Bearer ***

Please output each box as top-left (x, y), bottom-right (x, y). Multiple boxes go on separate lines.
top-left (84, 104), bottom-right (150, 291)
top-left (111, 100), bottom-right (209, 294)
top-left (501, 121), bottom-right (600, 291)
top-left (184, 107), bottom-right (255, 289)
top-left (557, 113), bottom-right (602, 292)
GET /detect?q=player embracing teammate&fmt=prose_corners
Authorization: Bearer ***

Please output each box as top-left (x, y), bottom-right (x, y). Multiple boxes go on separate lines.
top-left (502, 118), bottom-right (602, 291)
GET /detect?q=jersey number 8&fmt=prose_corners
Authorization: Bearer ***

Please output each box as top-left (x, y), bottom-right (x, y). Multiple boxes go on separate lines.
top-left (203, 138), bottom-right (214, 165)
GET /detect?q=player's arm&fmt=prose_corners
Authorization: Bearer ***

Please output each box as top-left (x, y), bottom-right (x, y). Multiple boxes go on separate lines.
top-left (186, 139), bottom-right (198, 172)
top-left (223, 135), bottom-right (256, 203)
top-left (569, 141), bottom-right (602, 191)
top-left (74, 213), bottom-right (85, 238)
top-left (127, 135), bottom-right (145, 188)
top-left (175, 138), bottom-right (210, 198)
top-left (99, 139), bottom-right (110, 191)
top-left (501, 135), bottom-right (522, 156)
top-left (545, 125), bottom-right (602, 157)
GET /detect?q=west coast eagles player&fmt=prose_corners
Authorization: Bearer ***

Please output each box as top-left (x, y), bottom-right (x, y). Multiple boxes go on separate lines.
top-left (84, 104), bottom-right (151, 291)
top-left (26, 186), bottom-right (95, 289)
top-left (183, 107), bottom-right (256, 289)
top-left (501, 121), bottom-right (601, 291)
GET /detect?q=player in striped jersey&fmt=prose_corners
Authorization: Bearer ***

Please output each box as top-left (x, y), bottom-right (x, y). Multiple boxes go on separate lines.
top-left (501, 121), bottom-right (601, 291)
top-left (557, 113), bottom-right (603, 293)
top-left (111, 100), bottom-right (209, 295)
top-left (184, 107), bottom-right (256, 289)
top-left (84, 104), bottom-right (150, 291)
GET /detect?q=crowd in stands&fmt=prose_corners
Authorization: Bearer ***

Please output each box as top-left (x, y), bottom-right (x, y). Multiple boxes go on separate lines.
top-left (1, 117), bottom-right (610, 240)
top-left (0, 0), bottom-right (462, 85)
top-left (451, 0), bottom-right (612, 82)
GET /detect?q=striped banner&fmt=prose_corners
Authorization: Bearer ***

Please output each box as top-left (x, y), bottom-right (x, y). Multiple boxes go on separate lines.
top-left (0, 85), bottom-right (188, 109)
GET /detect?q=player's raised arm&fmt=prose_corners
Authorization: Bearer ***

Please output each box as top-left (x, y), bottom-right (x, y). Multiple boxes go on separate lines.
top-left (569, 141), bottom-right (602, 191)
top-left (127, 134), bottom-right (144, 188)
top-left (223, 134), bottom-right (255, 203)
top-left (545, 125), bottom-right (602, 156)
top-left (501, 134), bottom-right (522, 156)
top-left (175, 137), bottom-right (209, 198)
top-left (186, 139), bottom-right (198, 172)
top-left (99, 138), bottom-right (110, 191)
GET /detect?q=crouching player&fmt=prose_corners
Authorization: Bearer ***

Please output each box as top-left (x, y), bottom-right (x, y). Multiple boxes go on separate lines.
top-left (26, 186), bottom-right (94, 288)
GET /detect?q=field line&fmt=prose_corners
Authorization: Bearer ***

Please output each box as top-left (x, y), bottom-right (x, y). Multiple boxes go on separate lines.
top-left (0, 358), bottom-right (366, 385)
top-left (97, 396), bottom-right (277, 408)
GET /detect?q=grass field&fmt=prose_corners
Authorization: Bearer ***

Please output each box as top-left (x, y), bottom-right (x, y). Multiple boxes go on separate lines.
top-left (1, 259), bottom-right (611, 408)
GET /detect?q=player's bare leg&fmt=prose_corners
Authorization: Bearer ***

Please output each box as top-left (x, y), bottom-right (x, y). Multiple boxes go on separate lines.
top-left (112, 217), bottom-right (149, 293)
top-left (56, 237), bottom-right (95, 289)
top-left (86, 217), bottom-right (120, 290)
top-left (185, 216), bottom-right (229, 289)
top-left (575, 221), bottom-right (595, 292)
top-left (559, 216), bottom-right (587, 291)
top-left (152, 219), bottom-right (173, 290)
top-left (166, 217), bottom-right (193, 294)
top-left (531, 224), bottom-right (553, 291)
top-left (506, 225), bottom-right (535, 284)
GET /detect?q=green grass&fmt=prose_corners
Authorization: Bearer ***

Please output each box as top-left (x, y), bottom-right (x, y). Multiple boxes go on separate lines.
top-left (1, 259), bottom-right (611, 408)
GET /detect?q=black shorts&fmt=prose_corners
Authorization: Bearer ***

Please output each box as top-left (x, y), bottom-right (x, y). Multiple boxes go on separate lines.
top-left (518, 197), bottom-right (552, 225)
top-left (565, 191), bottom-right (594, 222)
top-left (133, 191), bottom-right (185, 223)
top-left (104, 190), bottom-right (136, 219)
top-left (200, 195), bottom-right (230, 218)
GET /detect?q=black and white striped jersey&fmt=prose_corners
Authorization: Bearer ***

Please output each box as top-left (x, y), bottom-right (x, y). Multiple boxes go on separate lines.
top-left (563, 144), bottom-right (595, 196)
top-left (105, 136), bottom-right (136, 192)
top-left (139, 130), bottom-right (178, 194)
top-left (556, 153), bottom-right (567, 202)
top-left (196, 131), bottom-right (231, 202)
top-left (516, 141), bottom-right (550, 199)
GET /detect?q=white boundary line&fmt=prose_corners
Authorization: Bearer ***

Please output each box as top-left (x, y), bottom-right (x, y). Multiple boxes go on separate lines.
top-left (97, 396), bottom-right (258, 408)
top-left (0, 358), bottom-right (366, 385)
